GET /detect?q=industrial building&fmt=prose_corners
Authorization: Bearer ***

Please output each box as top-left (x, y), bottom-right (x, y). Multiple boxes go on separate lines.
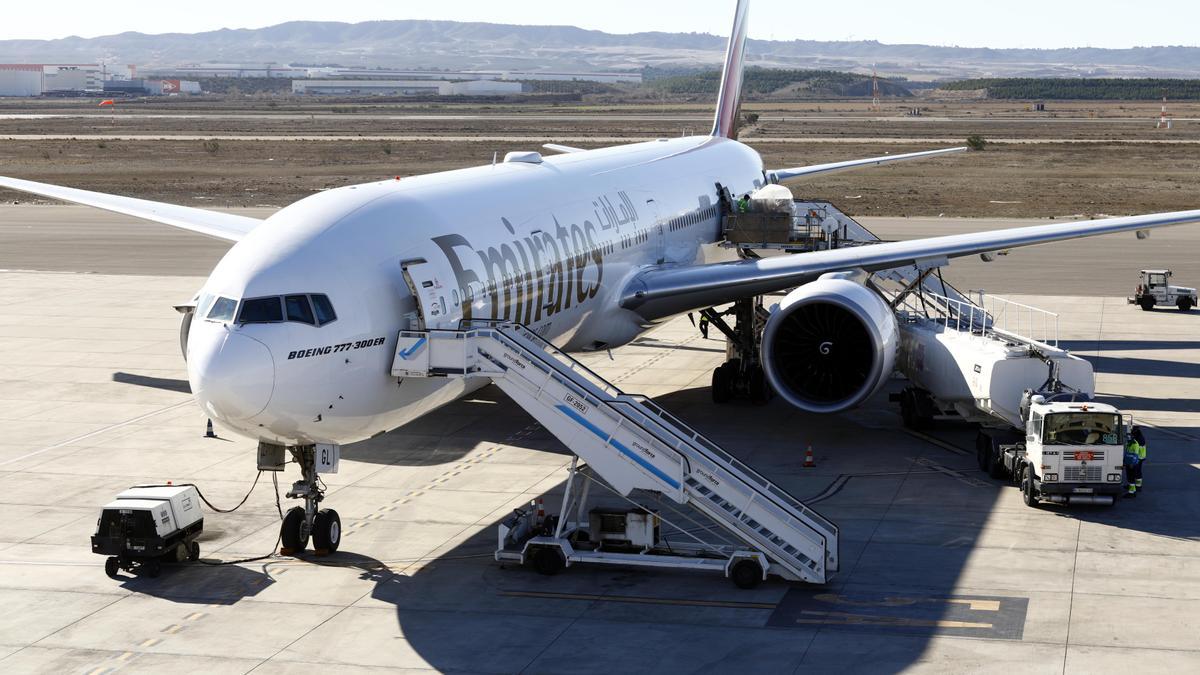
top-left (0, 63), bottom-right (167, 97)
top-left (0, 64), bottom-right (43, 96)
top-left (150, 64), bottom-right (642, 84)
top-left (291, 79), bottom-right (523, 96)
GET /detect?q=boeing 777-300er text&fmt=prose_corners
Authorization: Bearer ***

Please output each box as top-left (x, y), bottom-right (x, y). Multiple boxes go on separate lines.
top-left (3, 0), bottom-right (1197, 555)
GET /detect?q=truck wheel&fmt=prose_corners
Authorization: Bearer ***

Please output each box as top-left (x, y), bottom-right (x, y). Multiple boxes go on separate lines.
top-left (731, 558), bottom-right (763, 589)
top-left (530, 547), bottom-right (564, 576)
top-left (188, 541), bottom-right (200, 562)
top-left (142, 559), bottom-right (162, 578)
top-left (281, 506), bottom-right (309, 553)
top-left (1022, 466), bottom-right (1040, 508)
top-left (1178, 297), bottom-right (1193, 312)
top-left (1139, 297), bottom-right (1155, 311)
top-left (312, 509), bottom-right (342, 554)
top-left (975, 431), bottom-right (990, 472)
top-left (900, 391), bottom-right (915, 429)
top-left (987, 438), bottom-right (1007, 480)
top-left (105, 557), bottom-right (120, 578)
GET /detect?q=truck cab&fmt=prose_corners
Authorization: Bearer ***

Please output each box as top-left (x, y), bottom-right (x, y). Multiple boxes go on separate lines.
top-left (1015, 398), bottom-right (1127, 506)
top-left (1133, 269), bottom-right (1196, 311)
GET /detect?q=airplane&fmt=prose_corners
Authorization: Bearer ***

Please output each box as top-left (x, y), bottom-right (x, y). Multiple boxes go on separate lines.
top-left (3, 0), bottom-right (1198, 556)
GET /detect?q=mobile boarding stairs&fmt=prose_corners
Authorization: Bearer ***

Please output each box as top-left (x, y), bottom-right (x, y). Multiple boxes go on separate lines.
top-left (392, 321), bottom-right (838, 586)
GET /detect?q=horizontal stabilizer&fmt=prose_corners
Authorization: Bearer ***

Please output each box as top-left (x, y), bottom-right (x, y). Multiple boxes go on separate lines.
top-left (769, 147), bottom-right (968, 185)
top-left (0, 176), bottom-right (261, 242)
top-left (542, 143), bottom-right (586, 154)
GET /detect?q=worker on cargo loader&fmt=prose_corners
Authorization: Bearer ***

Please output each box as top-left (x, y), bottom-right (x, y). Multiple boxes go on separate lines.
top-left (1124, 426), bottom-right (1147, 497)
top-left (738, 194), bottom-right (750, 213)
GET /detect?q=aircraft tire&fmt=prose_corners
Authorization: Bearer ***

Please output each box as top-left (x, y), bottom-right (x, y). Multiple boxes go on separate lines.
top-left (281, 506), bottom-right (309, 553)
top-left (313, 509), bottom-right (342, 554)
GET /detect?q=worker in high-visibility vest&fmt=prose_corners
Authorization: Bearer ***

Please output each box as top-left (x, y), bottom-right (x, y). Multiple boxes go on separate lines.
top-left (737, 194), bottom-right (750, 214)
top-left (1124, 426), bottom-right (1147, 497)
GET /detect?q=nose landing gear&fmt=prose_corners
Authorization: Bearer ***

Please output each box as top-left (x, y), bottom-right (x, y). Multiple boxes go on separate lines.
top-left (280, 445), bottom-right (341, 556)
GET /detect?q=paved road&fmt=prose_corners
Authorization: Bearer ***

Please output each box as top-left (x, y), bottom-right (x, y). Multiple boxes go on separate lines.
top-left (1, 206), bottom-right (1197, 295)
top-left (5, 133), bottom-right (1200, 144)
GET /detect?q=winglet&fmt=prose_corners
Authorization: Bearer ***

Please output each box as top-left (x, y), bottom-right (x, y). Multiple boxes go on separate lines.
top-left (711, 0), bottom-right (751, 139)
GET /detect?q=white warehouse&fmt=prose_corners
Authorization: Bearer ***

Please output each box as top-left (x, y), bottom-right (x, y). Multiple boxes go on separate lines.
top-left (0, 65), bottom-right (44, 96)
top-left (291, 79), bottom-right (522, 96)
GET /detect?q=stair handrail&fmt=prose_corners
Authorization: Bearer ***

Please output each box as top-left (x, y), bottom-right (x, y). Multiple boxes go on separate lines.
top-left (455, 319), bottom-right (838, 565)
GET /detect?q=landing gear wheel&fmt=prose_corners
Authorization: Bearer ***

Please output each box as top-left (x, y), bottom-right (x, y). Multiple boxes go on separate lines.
top-left (1022, 466), bottom-right (1040, 508)
top-left (730, 558), bottom-right (763, 590)
top-left (748, 367), bottom-right (771, 405)
top-left (141, 559), bottom-right (162, 579)
top-left (281, 506), bottom-right (309, 554)
top-left (1139, 297), bottom-right (1155, 311)
top-left (530, 547), bottom-right (564, 576)
top-left (188, 541), bottom-right (200, 562)
top-left (312, 509), bottom-right (342, 554)
top-left (105, 557), bottom-right (119, 578)
top-left (711, 364), bottom-right (733, 404)
top-left (1178, 297), bottom-right (1193, 312)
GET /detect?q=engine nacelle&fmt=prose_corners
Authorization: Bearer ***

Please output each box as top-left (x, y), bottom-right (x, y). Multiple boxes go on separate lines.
top-left (761, 272), bottom-right (898, 413)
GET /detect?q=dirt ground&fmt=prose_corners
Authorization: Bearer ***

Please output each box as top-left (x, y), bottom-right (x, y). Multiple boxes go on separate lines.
top-left (1, 99), bottom-right (1198, 217)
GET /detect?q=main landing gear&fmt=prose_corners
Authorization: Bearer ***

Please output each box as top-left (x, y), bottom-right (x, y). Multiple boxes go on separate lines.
top-left (704, 297), bottom-right (773, 405)
top-left (281, 446), bottom-right (341, 556)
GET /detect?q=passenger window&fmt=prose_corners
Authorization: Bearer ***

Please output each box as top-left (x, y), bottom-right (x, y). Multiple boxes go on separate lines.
top-left (239, 297), bottom-right (283, 323)
top-left (207, 296), bottom-right (237, 322)
top-left (285, 295), bottom-right (315, 325)
top-left (311, 294), bottom-right (337, 325)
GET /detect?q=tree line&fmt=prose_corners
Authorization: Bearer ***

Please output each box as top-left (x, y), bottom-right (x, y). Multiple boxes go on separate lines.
top-left (943, 78), bottom-right (1200, 100)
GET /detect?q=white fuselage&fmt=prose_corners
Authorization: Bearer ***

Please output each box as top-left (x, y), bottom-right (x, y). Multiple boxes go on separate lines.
top-left (186, 136), bottom-right (766, 445)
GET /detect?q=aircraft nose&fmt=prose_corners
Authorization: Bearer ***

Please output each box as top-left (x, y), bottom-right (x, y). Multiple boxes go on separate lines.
top-left (189, 330), bottom-right (275, 421)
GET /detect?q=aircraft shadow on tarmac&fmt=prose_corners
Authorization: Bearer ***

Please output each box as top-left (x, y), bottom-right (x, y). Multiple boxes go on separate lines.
top-left (106, 353), bottom-right (1196, 669)
top-left (330, 381), bottom-right (1199, 671)
top-left (112, 371), bottom-right (192, 394)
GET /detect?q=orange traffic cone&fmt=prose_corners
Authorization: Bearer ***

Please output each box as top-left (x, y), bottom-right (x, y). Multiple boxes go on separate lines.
top-left (803, 444), bottom-right (816, 468)
top-left (535, 497), bottom-right (545, 524)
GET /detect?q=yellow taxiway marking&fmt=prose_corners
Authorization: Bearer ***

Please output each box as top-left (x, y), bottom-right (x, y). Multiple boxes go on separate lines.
top-left (184, 612), bottom-right (207, 621)
top-left (948, 598), bottom-right (1001, 612)
top-left (139, 638), bottom-right (160, 648)
top-left (499, 590), bottom-right (776, 610)
top-left (161, 624), bottom-right (183, 635)
top-left (814, 593), bottom-right (1001, 612)
top-left (117, 652), bottom-right (134, 662)
top-left (795, 610), bottom-right (991, 630)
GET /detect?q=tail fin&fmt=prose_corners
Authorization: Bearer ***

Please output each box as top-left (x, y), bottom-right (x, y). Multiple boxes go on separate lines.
top-left (711, 0), bottom-right (751, 138)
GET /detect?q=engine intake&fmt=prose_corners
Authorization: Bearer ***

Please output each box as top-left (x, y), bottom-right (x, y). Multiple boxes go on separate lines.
top-left (761, 272), bottom-right (898, 413)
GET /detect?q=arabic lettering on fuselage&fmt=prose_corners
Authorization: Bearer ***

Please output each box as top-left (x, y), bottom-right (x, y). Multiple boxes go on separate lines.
top-left (434, 191), bottom-right (640, 325)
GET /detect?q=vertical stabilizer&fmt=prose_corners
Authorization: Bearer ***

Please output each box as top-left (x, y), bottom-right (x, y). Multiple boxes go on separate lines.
top-left (711, 0), bottom-right (751, 138)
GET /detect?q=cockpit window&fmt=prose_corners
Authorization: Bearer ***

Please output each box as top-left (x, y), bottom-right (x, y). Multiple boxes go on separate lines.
top-left (311, 294), bottom-right (337, 325)
top-left (285, 295), bottom-right (315, 325)
top-left (239, 297), bottom-right (284, 324)
top-left (207, 296), bottom-right (237, 322)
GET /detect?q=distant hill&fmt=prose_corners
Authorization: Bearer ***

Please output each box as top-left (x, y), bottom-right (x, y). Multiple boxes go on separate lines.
top-left (3, 20), bottom-right (1200, 79)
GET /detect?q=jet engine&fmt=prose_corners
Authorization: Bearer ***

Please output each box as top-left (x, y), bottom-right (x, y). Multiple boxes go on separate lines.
top-left (760, 272), bottom-right (898, 413)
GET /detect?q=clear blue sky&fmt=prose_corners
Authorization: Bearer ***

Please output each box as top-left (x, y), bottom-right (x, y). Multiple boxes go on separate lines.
top-left (2, 0), bottom-right (1195, 49)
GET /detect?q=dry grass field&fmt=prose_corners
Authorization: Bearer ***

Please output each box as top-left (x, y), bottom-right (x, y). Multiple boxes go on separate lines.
top-left (1, 98), bottom-right (1198, 217)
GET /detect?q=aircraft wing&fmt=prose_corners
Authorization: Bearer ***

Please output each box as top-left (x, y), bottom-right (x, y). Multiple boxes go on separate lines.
top-left (768, 147), bottom-right (968, 185)
top-left (0, 176), bottom-right (261, 242)
top-left (620, 209), bottom-right (1200, 321)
